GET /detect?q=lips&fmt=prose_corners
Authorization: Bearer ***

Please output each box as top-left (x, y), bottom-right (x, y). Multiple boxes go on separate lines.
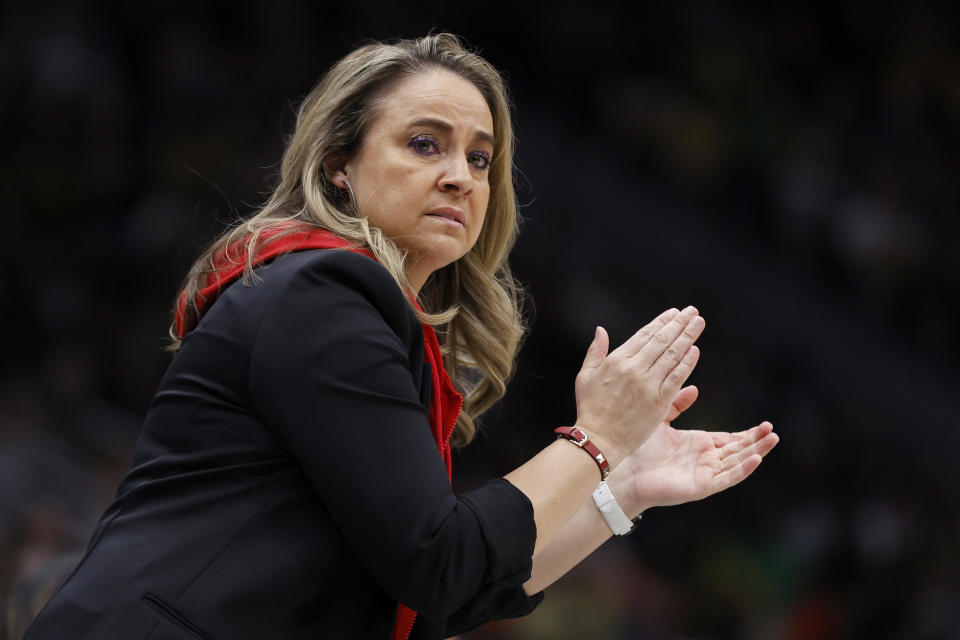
top-left (425, 207), bottom-right (466, 227)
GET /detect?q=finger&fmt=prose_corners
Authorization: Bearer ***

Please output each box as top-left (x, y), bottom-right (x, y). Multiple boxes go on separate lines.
top-left (716, 422), bottom-right (773, 449)
top-left (749, 421), bottom-right (775, 438)
top-left (720, 438), bottom-right (771, 471)
top-left (659, 344), bottom-right (700, 399)
top-left (647, 312), bottom-right (705, 382)
top-left (716, 427), bottom-right (763, 461)
top-left (754, 432), bottom-right (779, 458)
top-left (706, 423), bottom-right (776, 472)
top-left (709, 420), bottom-right (771, 449)
top-left (617, 308), bottom-right (680, 358)
top-left (580, 326), bottom-right (610, 372)
top-left (732, 422), bottom-right (775, 449)
top-left (709, 431), bottom-right (739, 448)
top-left (711, 454), bottom-right (763, 493)
top-left (666, 385), bottom-right (699, 422)
top-left (718, 427), bottom-right (778, 468)
top-left (630, 305), bottom-right (698, 366)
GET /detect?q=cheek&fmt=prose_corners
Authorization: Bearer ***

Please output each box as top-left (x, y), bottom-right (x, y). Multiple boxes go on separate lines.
top-left (471, 192), bottom-right (491, 245)
top-left (383, 167), bottom-right (431, 211)
top-left (356, 166), bottom-right (414, 220)
top-left (476, 185), bottom-right (491, 222)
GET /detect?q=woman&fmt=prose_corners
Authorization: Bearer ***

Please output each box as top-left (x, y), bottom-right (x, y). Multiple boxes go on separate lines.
top-left (25, 34), bottom-right (777, 639)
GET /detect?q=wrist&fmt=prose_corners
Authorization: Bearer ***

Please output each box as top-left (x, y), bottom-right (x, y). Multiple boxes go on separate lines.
top-left (604, 469), bottom-right (646, 519)
top-left (554, 426), bottom-right (611, 480)
top-left (592, 480), bottom-right (641, 536)
top-left (571, 421), bottom-right (627, 469)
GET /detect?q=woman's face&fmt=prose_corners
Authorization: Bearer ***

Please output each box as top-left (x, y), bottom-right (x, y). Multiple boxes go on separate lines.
top-left (339, 69), bottom-right (495, 291)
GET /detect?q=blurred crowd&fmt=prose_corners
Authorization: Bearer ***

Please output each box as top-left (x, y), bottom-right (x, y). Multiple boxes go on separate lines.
top-left (1, 2), bottom-right (958, 638)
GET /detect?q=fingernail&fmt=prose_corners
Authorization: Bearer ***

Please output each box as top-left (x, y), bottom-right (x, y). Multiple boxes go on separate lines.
top-left (682, 305), bottom-right (696, 314)
top-left (690, 316), bottom-right (705, 329)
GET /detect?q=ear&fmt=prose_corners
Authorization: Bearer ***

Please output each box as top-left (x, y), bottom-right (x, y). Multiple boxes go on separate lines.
top-left (322, 152), bottom-right (350, 189)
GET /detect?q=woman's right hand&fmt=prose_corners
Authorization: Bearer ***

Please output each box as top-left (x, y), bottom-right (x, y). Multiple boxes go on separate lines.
top-left (573, 306), bottom-right (705, 467)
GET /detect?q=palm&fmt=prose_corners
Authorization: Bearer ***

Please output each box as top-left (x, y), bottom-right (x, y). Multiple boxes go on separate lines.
top-left (616, 387), bottom-right (778, 511)
top-left (623, 425), bottom-right (750, 507)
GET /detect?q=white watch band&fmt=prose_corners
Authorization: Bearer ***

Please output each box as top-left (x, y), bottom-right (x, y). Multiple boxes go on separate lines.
top-left (592, 480), bottom-right (640, 536)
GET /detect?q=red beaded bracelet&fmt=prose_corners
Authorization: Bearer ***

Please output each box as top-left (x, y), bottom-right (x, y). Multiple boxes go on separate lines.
top-left (554, 426), bottom-right (611, 480)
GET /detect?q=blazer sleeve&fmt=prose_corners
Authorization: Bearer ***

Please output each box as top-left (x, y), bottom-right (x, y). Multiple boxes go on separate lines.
top-left (247, 251), bottom-right (540, 619)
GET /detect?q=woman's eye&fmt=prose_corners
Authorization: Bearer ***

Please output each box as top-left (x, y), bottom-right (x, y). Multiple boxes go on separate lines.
top-left (409, 136), bottom-right (440, 155)
top-left (468, 151), bottom-right (491, 170)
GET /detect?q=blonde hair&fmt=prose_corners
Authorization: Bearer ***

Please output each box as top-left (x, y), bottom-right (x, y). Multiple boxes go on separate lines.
top-left (171, 33), bottom-right (525, 447)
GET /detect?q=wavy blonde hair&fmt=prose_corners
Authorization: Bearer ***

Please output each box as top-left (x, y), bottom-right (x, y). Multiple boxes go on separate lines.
top-left (171, 33), bottom-right (525, 447)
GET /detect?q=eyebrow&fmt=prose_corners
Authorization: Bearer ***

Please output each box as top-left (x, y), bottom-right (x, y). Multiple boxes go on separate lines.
top-left (408, 117), bottom-right (495, 147)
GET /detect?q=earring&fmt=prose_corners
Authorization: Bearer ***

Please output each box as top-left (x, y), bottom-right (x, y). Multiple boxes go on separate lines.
top-left (342, 177), bottom-right (358, 211)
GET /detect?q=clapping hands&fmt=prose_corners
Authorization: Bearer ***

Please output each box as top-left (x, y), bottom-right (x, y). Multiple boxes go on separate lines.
top-left (574, 305), bottom-right (778, 516)
top-left (574, 306), bottom-right (706, 467)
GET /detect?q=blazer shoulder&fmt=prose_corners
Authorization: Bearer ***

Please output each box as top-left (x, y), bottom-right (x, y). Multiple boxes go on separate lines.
top-left (264, 249), bottom-right (402, 298)
top-left (252, 248), bottom-right (421, 343)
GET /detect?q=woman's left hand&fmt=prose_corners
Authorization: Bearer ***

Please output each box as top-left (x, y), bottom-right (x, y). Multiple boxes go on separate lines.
top-left (613, 386), bottom-right (779, 516)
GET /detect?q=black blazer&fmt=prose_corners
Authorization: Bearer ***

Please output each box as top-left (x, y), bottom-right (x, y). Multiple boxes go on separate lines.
top-left (26, 250), bottom-right (542, 640)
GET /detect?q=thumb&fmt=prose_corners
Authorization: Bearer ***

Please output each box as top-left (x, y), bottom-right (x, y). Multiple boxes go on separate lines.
top-left (580, 326), bottom-right (609, 371)
top-left (666, 385), bottom-right (699, 423)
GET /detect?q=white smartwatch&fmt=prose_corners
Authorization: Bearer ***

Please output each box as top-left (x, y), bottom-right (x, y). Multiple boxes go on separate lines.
top-left (592, 480), bottom-right (641, 536)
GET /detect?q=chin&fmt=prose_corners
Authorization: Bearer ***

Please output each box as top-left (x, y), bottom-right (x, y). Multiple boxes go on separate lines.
top-left (425, 238), bottom-right (471, 264)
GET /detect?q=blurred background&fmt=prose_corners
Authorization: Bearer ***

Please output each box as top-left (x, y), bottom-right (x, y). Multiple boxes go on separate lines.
top-left (1, 2), bottom-right (958, 638)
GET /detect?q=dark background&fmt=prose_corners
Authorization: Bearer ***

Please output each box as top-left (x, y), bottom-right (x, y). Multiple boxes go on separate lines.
top-left (2, 2), bottom-right (958, 638)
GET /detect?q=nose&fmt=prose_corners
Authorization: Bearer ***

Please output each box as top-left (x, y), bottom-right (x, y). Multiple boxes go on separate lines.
top-left (437, 154), bottom-right (473, 195)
